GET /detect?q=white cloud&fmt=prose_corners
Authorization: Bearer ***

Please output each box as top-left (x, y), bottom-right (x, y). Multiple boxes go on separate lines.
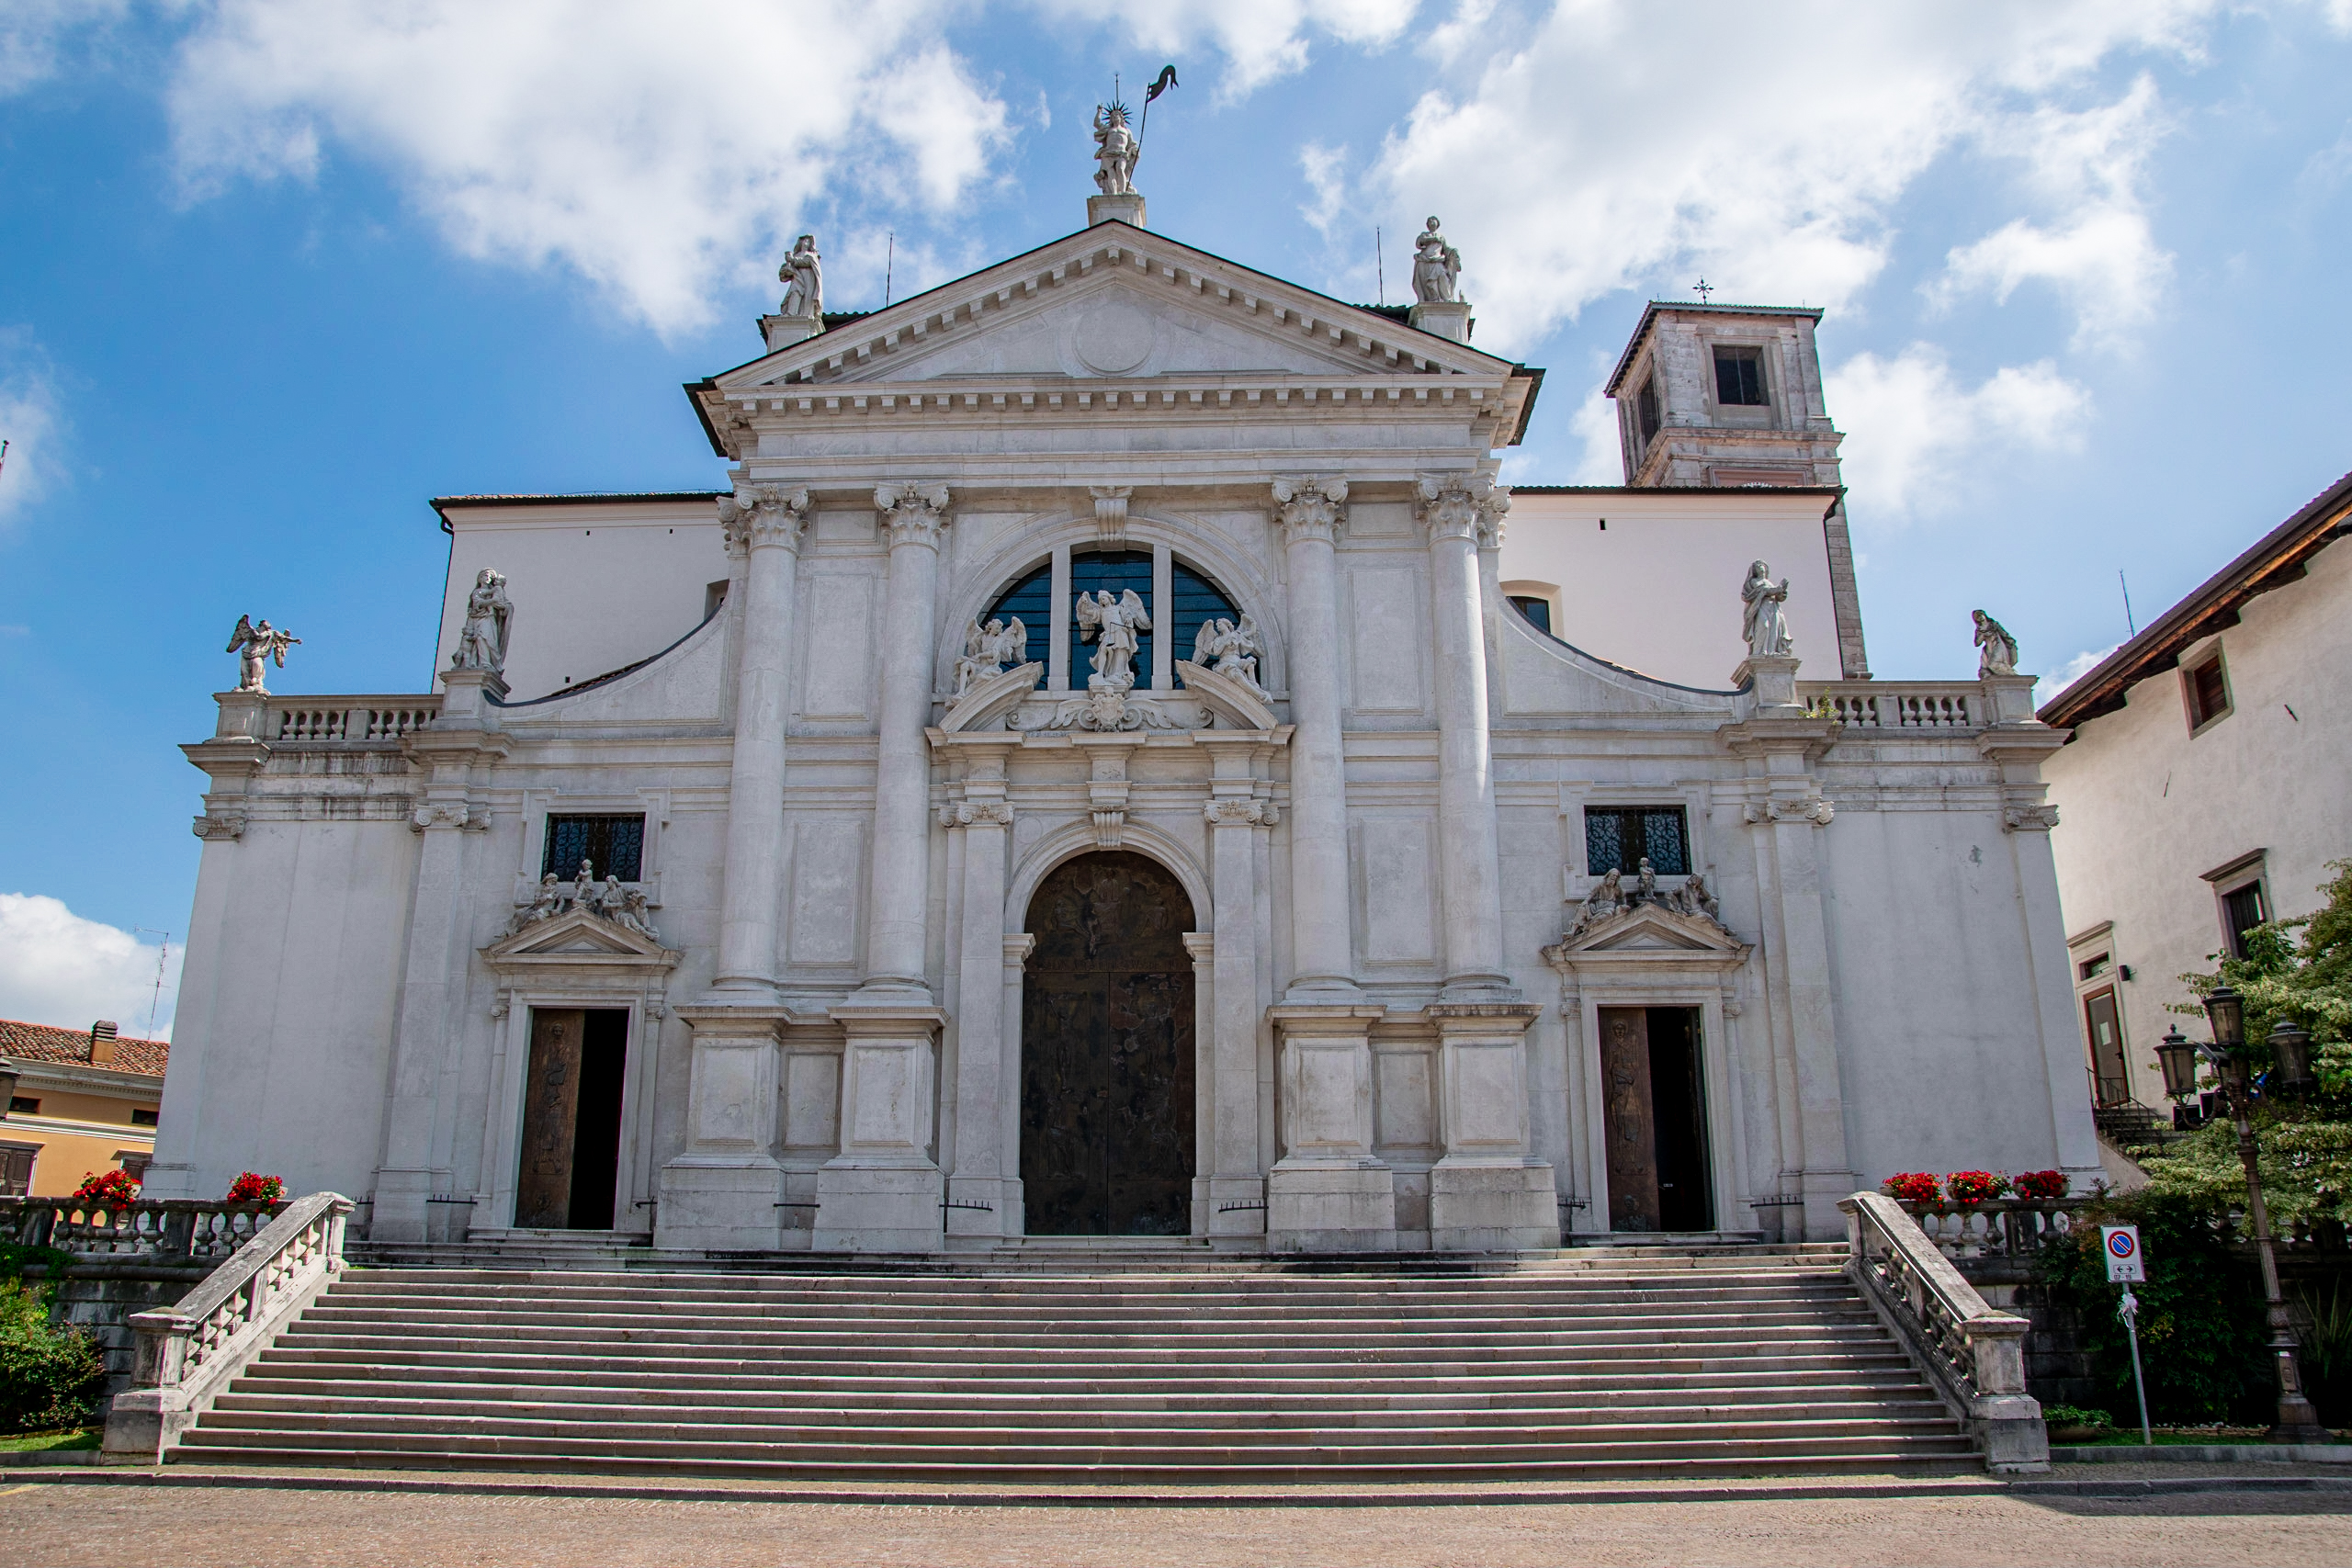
top-left (1928, 76), bottom-right (2174, 348)
top-left (0, 894), bottom-right (181, 1041)
top-left (2036, 641), bottom-right (2123, 706)
top-left (1826, 344), bottom-right (2091, 519)
top-left (0, 0), bottom-right (126, 96)
top-left (0, 333), bottom-right (67, 526)
top-left (1298, 141), bottom-right (1350, 236)
top-left (165, 0), bottom-right (1012, 335)
top-left (1566, 389), bottom-right (1621, 484)
top-left (1363, 2), bottom-right (2222, 351)
top-left (1046, 0), bottom-right (1424, 99)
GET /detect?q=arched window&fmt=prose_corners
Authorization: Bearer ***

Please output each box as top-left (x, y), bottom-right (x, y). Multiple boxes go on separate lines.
top-left (978, 549), bottom-right (1246, 694)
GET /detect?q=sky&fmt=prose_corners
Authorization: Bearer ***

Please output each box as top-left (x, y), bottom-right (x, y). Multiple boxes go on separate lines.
top-left (4, 0), bottom-right (2350, 1038)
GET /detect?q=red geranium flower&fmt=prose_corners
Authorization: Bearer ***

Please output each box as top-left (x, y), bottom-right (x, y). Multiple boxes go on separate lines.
top-left (1882, 1172), bottom-right (1941, 1205)
top-left (226, 1172), bottom-right (284, 1204)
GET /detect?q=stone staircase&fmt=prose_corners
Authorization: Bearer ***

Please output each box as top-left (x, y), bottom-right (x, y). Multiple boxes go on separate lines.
top-left (170, 1246), bottom-right (1980, 1481)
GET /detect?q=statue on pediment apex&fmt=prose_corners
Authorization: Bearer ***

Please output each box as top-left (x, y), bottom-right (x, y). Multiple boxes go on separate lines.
top-left (1412, 217), bottom-right (1462, 305)
top-left (1093, 102), bottom-right (1138, 197)
top-left (778, 233), bottom-right (822, 320)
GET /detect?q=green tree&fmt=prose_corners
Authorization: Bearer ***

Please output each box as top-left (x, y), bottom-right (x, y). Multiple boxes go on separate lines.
top-left (0, 1280), bottom-right (104, 1434)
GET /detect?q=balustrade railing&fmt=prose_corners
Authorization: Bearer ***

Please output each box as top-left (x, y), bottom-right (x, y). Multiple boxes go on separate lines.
top-left (1842, 1191), bottom-right (2047, 1472)
top-left (266, 695), bottom-right (440, 743)
top-left (1892, 1198), bottom-right (2082, 1264)
top-left (1799, 682), bottom-right (1978, 731)
top-left (0, 1197), bottom-right (287, 1263)
top-left (103, 1191), bottom-right (351, 1463)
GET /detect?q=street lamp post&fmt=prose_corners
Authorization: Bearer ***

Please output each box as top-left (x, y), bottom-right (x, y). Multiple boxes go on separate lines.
top-left (2200, 984), bottom-right (2331, 1443)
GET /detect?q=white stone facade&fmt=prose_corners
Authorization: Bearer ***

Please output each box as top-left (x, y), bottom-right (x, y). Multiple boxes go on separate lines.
top-left (144, 213), bottom-right (2101, 1252)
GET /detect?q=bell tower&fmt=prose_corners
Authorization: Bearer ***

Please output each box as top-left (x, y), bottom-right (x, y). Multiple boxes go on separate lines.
top-left (1605, 301), bottom-right (1869, 678)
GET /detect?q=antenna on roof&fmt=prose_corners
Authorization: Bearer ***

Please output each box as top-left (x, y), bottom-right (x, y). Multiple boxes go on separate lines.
top-left (1692, 278), bottom-right (1715, 303)
top-left (2119, 570), bottom-right (2136, 637)
top-left (1376, 226), bottom-right (1385, 307)
top-left (134, 928), bottom-right (170, 1039)
top-left (884, 231), bottom-right (895, 307)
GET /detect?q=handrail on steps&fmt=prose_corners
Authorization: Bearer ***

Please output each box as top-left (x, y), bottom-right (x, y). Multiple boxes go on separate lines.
top-left (101, 1191), bottom-right (353, 1464)
top-left (1840, 1191), bottom-right (2047, 1472)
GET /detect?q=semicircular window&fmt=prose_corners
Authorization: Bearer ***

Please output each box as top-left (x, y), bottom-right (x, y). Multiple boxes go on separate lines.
top-left (982, 551), bottom-right (1245, 692)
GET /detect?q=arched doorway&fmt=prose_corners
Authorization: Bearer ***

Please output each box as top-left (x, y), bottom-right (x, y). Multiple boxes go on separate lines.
top-left (1021, 852), bottom-right (1197, 1235)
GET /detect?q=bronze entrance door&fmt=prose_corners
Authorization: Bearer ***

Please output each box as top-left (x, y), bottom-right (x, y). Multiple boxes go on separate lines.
top-left (1021, 852), bottom-right (1197, 1235)
top-left (1597, 1006), bottom-right (1714, 1233)
top-left (514, 1007), bottom-right (629, 1229)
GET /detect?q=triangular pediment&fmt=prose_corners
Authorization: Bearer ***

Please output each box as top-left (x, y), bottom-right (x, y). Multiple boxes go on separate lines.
top-left (1542, 902), bottom-right (1751, 971)
top-left (484, 908), bottom-right (678, 968)
top-left (707, 222), bottom-right (1515, 396)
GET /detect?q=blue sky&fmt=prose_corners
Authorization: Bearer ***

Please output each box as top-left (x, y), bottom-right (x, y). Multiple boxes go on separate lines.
top-left (4, 0), bottom-right (2350, 1036)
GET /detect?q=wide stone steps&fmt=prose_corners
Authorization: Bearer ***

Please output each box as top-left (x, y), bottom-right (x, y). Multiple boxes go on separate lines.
top-left (170, 1253), bottom-right (1981, 1480)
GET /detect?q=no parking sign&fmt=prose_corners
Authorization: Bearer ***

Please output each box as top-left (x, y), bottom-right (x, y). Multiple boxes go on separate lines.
top-left (2103, 1224), bottom-right (2146, 1282)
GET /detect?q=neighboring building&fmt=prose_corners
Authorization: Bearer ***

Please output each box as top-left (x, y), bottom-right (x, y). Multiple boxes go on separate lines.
top-left (146, 183), bottom-right (2098, 1254)
top-left (2041, 468), bottom-right (2352, 1114)
top-left (0, 1020), bottom-right (168, 1197)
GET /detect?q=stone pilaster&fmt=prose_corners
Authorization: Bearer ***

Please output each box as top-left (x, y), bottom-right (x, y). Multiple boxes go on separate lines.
top-left (1267, 1003), bottom-right (1394, 1251)
top-left (372, 667), bottom-right (507, 1243)
top-left (943, 743), bottom-right (1017, 1239)
top-left (1201, 734), bottom-right (1281, 1235)
top-left (1428, 1001), bottom-right (1559, 1251)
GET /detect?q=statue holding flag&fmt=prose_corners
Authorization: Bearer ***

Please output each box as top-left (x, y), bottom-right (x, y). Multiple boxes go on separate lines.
top-left (1093, 66), bottom-right (1176, 199)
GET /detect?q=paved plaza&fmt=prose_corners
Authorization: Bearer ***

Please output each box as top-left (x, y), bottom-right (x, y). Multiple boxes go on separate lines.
top-left (1, 1475), bottom-right (2347, 1567)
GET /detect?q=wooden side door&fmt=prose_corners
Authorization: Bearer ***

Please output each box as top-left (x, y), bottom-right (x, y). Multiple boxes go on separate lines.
top-left (1598, 1007), bottom-right (1660, 1232)
top-left (2083, 987), bottom-right (2129, 1107)
top-left (515, 1008), bottom-right (587, 1228)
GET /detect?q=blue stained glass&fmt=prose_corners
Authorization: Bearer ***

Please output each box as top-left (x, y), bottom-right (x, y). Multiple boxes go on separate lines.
top-left (1583, 807), bottom-right (1689, 876)
top-left (981, 560), bottom-right (1052, 666)
top-left (1584, 813), bottom-right (1624, 878)
top-left (1642, 811), bottom-right (1690, 875)
top-left (1169, 559), bottom-right (1240, 687)
top-left (544, 814), bottom-right (645, 881)
top-left (1069, 550), bottom-right (1154, 689)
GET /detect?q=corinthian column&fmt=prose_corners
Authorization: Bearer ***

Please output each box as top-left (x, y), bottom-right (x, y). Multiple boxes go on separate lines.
top-left (817, 481), bottom-right (952, 1254)
top-left (1417, 474), bottom-right (1512, 997)
top-left (712, 485), bottom-right (809, 993)
top-left (1270, 477), bottom-right (1357, 998)
top-left (657, 483), bottom-right (807, 1254)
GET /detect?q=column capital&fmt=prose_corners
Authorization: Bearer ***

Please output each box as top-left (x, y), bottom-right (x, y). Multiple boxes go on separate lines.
top-left (875, 481), bottom-right (954, 550)
top-left (1204, 795), bottom-right (1279, 828)
top-left (718, 484), bottom-right (809, 556)
top-left (1415, 473), bottom-right (1510, 548)
top-left (939, 798), bottom-right (1013, 829)
top-left (1272, 477), bottom-right (1349, 547)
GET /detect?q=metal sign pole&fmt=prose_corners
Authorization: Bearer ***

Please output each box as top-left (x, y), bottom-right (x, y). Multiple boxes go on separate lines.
top-left (2104, 1224), bottom-right (2152, 1447)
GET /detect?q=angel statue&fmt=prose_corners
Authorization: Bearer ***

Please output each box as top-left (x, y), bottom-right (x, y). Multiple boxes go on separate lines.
top-left (1190, 614), bottom-right (1265, 694)
top-left (1411, 217), bottom-right (1462, 305)
top-left (226, 615), bottom-right (300, 694)
top-left (778, 233), bottom-right (822, 320)
top-left (1972, 609), bottom-right (2019, 678)
top-left (450, 569), bottom-right (513, 672)
top-left (1092, 101), bottom-right (1139, 197)
top-left (953, 615), bottom-right (1027, 694)
top-left (1740, 559), bottom-right (1792, 660)
top-left (1075, 588), bottom-right (1151, 691)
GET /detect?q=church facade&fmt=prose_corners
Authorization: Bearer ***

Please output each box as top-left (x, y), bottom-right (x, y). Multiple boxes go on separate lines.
top-left (146, 187), bottom-right (2100, 1255)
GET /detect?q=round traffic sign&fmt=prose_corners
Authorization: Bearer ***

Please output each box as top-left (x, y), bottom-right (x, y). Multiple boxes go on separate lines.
top-left (2108, 1230), bottom-right (2138, 1260)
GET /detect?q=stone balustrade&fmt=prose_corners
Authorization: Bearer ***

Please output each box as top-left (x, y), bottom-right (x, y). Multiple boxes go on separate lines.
top-left (266, 695), bottom-right (441, 743)
top-left (0, 1197), bottom-right (288, 1263)
top-left (1798, 681), bottom-right (1979, 731)
top-left (102, 1191), bottom-right (352, 1463)
top-left (1841, 1191), bottom-right (2047, 1472)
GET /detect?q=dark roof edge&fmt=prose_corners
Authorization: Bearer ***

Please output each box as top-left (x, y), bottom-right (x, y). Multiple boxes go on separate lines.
top-left (2039, 467), bottom-right (2352, 729)
top-left (433, 490), bottom-right (727, 531)
top-left (1602, 299), bottom-right (1826, 398)
top-left (1507, 483), bottom-right (1841, 496)
top-left (1507, 365), bottom-right (1544, 446)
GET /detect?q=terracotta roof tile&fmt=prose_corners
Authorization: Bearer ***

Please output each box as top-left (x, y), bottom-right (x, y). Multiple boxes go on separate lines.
top-left (0, 1018), bottom-right (169, 1078)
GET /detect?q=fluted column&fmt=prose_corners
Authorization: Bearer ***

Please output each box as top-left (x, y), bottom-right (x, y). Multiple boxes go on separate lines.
top-left (711, 485), bottom-right (809, 993)
top-left (1271, 477), bottom-right (1357, 997)
top-left (1417, 474), bottom-right (1512, 997)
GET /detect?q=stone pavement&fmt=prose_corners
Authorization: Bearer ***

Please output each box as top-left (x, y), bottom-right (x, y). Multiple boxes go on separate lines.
top-left (0, 1468), bottom-right (2347, 1567)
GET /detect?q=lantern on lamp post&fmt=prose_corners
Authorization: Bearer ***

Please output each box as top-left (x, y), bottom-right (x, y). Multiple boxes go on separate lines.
top-left (2199, 984), bottom-right (2330, 1442)
top-left (2268, 1018), bottom-right (2318, 1097)
top-left (2155, 1030), bottom-right (2200, 1100)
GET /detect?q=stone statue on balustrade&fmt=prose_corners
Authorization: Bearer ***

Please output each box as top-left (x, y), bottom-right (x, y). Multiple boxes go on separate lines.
top-left (778, 233), bottom-right (822, 320)
top-left (954, 615), bottom-right (1028, 694)
top-left (1741, 560), bottom-right (1793, 659)
top-left (1412, 218), bottom-right (1462, 305)
top-left (450, 569), bottom-right (513, 673)
top-left (225, 615), bottom-right (300, 695)
top-left (1076, 588), bottom-right (1151, 692)
top-left (1092, 102), bottom-right (1139, 196)
top-left (1973, 609), bottom-right (2018, 678)
top-left (1191, 614), bottom-right (1265, 695)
